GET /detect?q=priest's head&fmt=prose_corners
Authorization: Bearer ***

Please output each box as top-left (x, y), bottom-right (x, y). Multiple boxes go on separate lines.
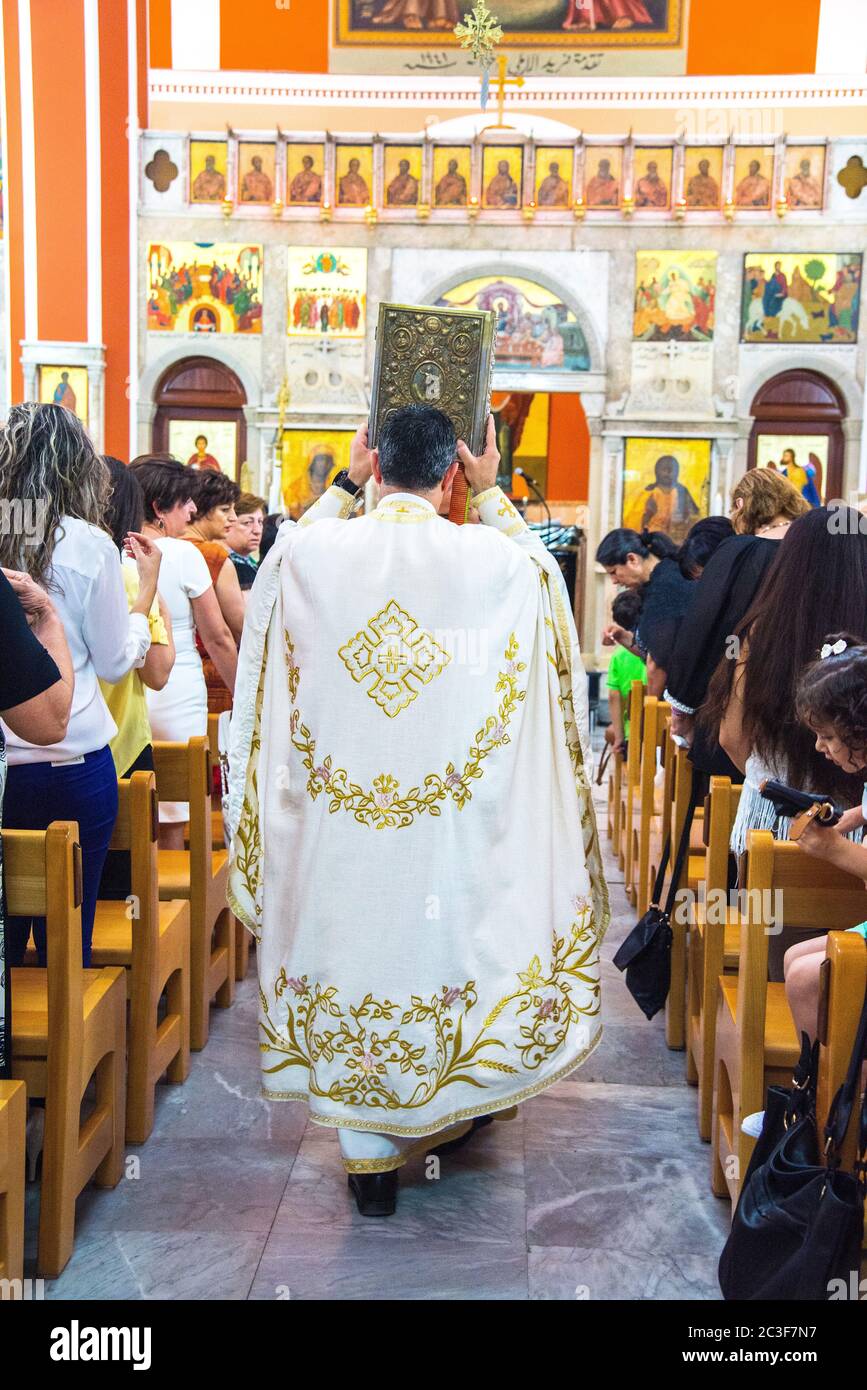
top-left (374, 404), bottom-right (459, 504)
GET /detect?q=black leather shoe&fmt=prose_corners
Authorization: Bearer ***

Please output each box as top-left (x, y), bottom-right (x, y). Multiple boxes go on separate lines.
top-left (429, 1114), bottom-right (494, 1157)
top-left (347, 1169), bottom-right (398, 1217)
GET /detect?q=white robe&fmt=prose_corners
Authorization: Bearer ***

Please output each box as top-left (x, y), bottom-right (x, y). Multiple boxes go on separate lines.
top-left (228, 484), bottom-right (609, 1169)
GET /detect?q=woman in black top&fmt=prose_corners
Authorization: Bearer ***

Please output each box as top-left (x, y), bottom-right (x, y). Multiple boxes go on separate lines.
top-left (0, 568), bottom-right (73, 1076)
top-left (596, 527), bottom-right (694, 695)
top-left (664, 468), bottom-right (809, 776)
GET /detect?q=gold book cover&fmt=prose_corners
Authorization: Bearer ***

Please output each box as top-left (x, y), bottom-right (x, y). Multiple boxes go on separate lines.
top-left (368, 303), bottom-right (497, 457)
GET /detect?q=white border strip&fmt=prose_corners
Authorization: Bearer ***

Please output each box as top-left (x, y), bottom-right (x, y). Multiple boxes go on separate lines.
top-left (148, 68), bottom-right (867, 109)
top-left (17, 0), bottom-right (37, 342)
top-left (0, 3), bottom-right (11, 411)
top-left (83, 0), bottom-right (102, 346)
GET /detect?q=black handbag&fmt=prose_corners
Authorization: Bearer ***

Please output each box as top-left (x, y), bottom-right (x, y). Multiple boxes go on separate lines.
top-left (719, 988), bottom-right (867, 1301)
top-left (612, 783), bottom-right (699, 1020)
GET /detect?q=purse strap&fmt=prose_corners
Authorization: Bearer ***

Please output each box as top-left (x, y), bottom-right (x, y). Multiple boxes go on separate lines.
top-left (823, 981), bottom-right (867, 1171)
top-left (662, 778), bottom-right (703, 917)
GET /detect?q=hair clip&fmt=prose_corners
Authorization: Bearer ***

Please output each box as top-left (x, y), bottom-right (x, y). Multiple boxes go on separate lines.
top-left (820, 639), bottom-right (848, 659)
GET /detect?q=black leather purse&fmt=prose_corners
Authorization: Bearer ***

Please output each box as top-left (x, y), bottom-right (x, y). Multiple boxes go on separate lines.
top-left (719, 991), bottom-right (867, 1301)
top-left (613, 785), bottom-right (699, 1020)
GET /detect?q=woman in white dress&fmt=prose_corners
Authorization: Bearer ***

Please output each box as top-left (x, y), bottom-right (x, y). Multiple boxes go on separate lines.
top-left (131, 457), bottom-right (238, 848)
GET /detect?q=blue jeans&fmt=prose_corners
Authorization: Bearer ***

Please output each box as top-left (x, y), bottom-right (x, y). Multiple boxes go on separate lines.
top-left (4, 745), bottom-right (118, 967)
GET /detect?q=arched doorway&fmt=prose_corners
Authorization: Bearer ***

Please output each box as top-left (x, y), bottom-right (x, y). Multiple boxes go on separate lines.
top-left (153, 356), bottom-right (247, 479)
top-left (748, 369), bottom-right (846, 502)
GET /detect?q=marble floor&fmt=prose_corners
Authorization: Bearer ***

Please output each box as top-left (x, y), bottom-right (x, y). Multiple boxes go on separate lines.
top-left (28, 773), bottom-right (730, 1301)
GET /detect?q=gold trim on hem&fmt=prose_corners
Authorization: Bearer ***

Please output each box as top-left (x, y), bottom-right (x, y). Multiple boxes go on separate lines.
top-left (259, 1021), bottom-right (603, 1136)
top-left (340, 1120), bottom-right (474, 1174)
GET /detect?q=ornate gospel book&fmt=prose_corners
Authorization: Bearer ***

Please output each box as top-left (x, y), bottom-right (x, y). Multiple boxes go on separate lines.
top-left (368, 302), bottom-right (497, 456)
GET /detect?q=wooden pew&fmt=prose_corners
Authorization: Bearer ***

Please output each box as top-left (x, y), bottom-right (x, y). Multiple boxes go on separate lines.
top-left (817, 930), bottom-right (867, 1177)
top-left (8, 822), bottom-right (126, 1276)
top-left (92, 772), bottom-right (191, 1143)
top-left (632, 697), bottom-right (670, 916)
top-left (711, 830), bottom-right (866, 1208)
top-left (153, 738), bottom-right (235, 1051)
top-left (0, 1079), bottom-right (26, 1287)
top-left (686, 776), bottom-right (742, 1138)
top-left (618, 681), bottom-right (645, 884)
top-left (207, 713), bottom-right (248, 982)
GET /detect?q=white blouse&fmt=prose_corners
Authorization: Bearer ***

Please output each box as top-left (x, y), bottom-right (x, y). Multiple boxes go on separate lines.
top-left (3, 517), bottom-right (150, 765)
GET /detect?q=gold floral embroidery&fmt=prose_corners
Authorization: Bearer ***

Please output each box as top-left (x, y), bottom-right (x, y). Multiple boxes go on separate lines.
top-left (258, 902), bottom-right (600, 1112)
top-left (372, 500), bottom-right (435, 525)
top-left (229, 636), bottom-right (268, 935)
top-left (284, 630), bottom-right (526, 829)
top-left (338, 599), bottom-right (451, 719)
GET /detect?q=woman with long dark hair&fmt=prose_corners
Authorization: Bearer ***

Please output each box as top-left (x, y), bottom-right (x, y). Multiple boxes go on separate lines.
top-left (0, 407), bottom-right (156, 966)
top-left (596, 526), bottom-right (692, 695)
top-left (664, 468), bottom-right (809, 777)
top-left (703, 505), bottom-right (867, 854)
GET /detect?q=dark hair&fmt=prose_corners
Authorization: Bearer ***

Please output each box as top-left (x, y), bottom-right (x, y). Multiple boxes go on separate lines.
top-left (377, 404), bottom-right (456, 491)
top-left (103, 455), bottom-right (144, 552)
top-left (259, 513), bottom-right (284, 562)
top-left (796, 634), bottom-right (867, 764)
top-left (595, 527), bottom-right (679, 567)
top-left (129, 455), bottom-right (194, 524)
top-left (611, 587), bottom-right (643, 630)
top-left (186, 467), bottom-right (240, 518)
top-left (677, 516), bottom-right (734, 579)
top-left (703, 507), bottom-right (867, 800)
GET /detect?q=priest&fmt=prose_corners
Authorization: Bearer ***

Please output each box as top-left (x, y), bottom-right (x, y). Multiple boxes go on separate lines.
top-left (228, 406), bottom-right (608, 1217)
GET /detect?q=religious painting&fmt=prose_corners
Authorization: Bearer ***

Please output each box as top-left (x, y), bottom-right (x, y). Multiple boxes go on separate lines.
top-left (432, 146), bottom-right (471, 207)
top-left (335, 0), bottom-right (683, 48)
top-left (38, 366), bottom-right (88, 426)
top-left (633, 251), bottom-right (717, 342)
top-left (784, 144), bottom-right (826, 210)
top-left (168, 419), bottom-right (238, 477)
top-left (633, 148), bottom-right (672, 210)
top-left (383, 144), bottom-right (423, 207)
top-left (585, 147), bottom-right (623, 209)
top-left (189, 140), bottom-right (228, 204)
top-left (146, 242), bottom-right (263, 334)
top-left (534, 147), bottom-right (573, 208)
top-left (755, 434), bottom-right (829, 507)
top-left (435, 275), bottom-right (590, 372)
top-left (287, 142), bottom-right (326, 206)
top-left (482, 146), bottom-right (523, 209)
top-left (622, 437), bottom-right (711, 545)
top-left (741, 253), bottom-right (861, 345)
top-left (683, 147), bottom-right (723, 210)
top-left (335, 144), bottom-right (374, 207)
top-left (287, 246), bottom-right (367, 338)
top-left (733, 146), bottom-right (774, 210)
top-left (237, 142), bottom-right (276, 206)
top-left (281, 428), bottom-right (354, 518)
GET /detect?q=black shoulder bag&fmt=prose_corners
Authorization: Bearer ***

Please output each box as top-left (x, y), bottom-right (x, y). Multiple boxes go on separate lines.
top-left (612, 784), bottom-right (699, 1020)
top-left (719, 987), bottom-right (867, 1301)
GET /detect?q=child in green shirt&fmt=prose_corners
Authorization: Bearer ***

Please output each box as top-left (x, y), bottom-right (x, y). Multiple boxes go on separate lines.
top-left (605, 589), bottom-right (647, 755)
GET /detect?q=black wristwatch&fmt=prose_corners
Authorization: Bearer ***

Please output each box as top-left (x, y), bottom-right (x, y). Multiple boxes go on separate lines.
top-left (333, 469), bottom-right (363, 497)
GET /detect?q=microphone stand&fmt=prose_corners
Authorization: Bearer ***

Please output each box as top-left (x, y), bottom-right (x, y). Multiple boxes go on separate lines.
top-left (514, 466), bottom-right (552, 532)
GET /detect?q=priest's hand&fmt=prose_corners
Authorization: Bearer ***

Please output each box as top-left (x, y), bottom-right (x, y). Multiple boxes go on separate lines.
top-left (348, 425), bottom-right (376, 487)
top-left (456, 415), bottom-right (500, 494)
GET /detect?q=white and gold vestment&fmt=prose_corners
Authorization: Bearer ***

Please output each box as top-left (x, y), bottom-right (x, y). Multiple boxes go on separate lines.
top-left (228, 484), bottom-right (609, 1171)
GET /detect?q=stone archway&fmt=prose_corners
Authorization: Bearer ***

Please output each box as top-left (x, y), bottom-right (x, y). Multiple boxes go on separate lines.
top-left (152, 356), bottom-right (247, 479)
top-left (748, 368), bottom-right (846, 502)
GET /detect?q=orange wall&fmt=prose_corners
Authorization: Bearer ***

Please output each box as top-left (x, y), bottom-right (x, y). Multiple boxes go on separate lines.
top-left (3, 0), bottom-right (25, 402)
top-left (219, 0), bottom-right (328, 73)
top-left (548, 394), bottom-right (590, 502)
top-left (148, 0), bottom-right (171, 67)
top-left (687, 0), bottom-right (821, 76)
top-left (31, 0), bottom-right (88, 343)
top-left (100, 0), bottom-right (131, 457)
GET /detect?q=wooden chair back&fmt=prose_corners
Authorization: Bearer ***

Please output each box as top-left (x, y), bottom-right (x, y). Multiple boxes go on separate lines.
top-left (152, 736), bottom-right (212, 895)
top-left (817, 931), bottom-right (867, 1174)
